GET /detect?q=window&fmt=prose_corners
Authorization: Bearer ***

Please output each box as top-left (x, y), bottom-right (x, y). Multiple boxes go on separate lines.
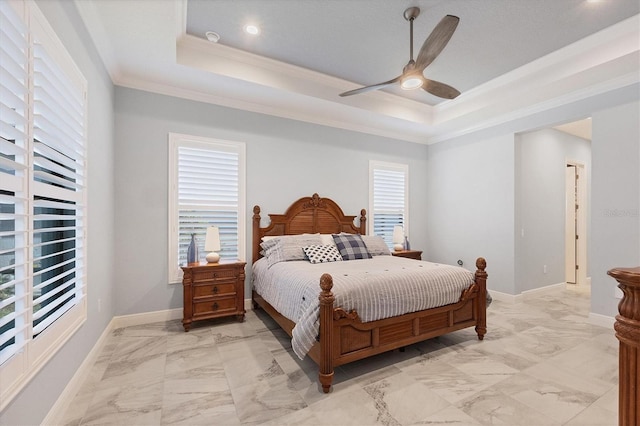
top-left (168, 133), bottom-right (246, 283)
top-left (369, 161), bottom-right (408, 249)
top-left (0, 0), bottom-right (87, 409)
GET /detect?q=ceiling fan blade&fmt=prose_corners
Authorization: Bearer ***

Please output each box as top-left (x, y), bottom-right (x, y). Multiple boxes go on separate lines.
top-left (422, 79), bottom-right (460, 99)
top-left (415, 15), bottom-right (459, 71)
top-left (339, 76), bottom-right (401, 97)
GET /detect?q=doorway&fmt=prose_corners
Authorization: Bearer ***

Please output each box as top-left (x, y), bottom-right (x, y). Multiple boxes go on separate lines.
top-left (565, 162), bottom-right (587, 286)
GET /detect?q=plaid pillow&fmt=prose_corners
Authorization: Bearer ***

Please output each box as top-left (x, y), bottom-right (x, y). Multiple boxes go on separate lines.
top-left (332, 234), bottom-right (372, 260)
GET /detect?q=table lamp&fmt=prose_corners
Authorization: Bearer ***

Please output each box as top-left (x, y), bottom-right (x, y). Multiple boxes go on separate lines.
top-left (393, 225), bottom-right (405, 251)
top-left (205, 226), bottom-right (221, 263)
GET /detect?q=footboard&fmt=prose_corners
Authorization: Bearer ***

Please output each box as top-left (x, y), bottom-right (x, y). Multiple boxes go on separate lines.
top-left (311, 257), bottom-right (488, 393)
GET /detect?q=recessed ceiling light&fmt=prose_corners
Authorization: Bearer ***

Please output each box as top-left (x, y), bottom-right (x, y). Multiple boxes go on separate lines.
top-left (205, 31), bottom-right (220, 43)
top-left (244, 24), bottom-right (260, 35)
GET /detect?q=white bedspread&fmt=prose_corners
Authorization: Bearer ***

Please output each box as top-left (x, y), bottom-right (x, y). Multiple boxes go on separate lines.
top-left (252, 256), bottom-right (475, 359)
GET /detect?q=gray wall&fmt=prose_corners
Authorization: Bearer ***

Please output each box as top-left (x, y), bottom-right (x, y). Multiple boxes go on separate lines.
top-left (0, 1), bottom-right (115, 425)
top-left (515, 128), bottom-right (591, 293)
top-left (114, 86), bottom-right (430, 316)
top-left (424, 96), bottom-right (637, 303)
top-left (425, 134), bottom-right (516, 294)
top-left (591, 101), bottom-right (640, 317)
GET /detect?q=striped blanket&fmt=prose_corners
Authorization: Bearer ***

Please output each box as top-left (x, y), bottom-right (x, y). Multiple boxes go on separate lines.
top-left (252, 256), bottom-right (475, 359)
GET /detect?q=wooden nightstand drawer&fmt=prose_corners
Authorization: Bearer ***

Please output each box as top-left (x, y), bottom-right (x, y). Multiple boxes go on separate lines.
top-left (192, 268), bottom-right (238, 282)
top-left (181, 260), bottom-right (246, 331)
top-left (193, 296), bottom-right (237, 316)
top-left (193, 282), bottom-right (237, 298)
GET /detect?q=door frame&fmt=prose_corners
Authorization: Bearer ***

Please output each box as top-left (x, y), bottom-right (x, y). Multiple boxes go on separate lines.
top-left (565, 160), bottom-right (587, 287)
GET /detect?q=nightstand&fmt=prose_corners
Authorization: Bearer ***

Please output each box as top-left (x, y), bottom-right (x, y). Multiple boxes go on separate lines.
top-left (392, 250), bottom-right (422, 260)
top-left (181, 260), bottom-right (246, 331)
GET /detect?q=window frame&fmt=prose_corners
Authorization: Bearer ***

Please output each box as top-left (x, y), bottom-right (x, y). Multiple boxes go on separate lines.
top-left (167, 133), bottom-right (246, 283)
top-left (368, 160), bottom-right (409, 248)
top-left (0, 0), bottom-right (88, 410)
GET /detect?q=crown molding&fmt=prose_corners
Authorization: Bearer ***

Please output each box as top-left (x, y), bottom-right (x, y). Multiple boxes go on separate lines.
top-left (176, 34), bottom-right (434, 126)
top-left (114, 73), bottom-right (432, 144)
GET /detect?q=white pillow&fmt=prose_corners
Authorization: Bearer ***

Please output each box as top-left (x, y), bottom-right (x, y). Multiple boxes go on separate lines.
top-left (319, 234), bottom-right (337, 246)
top-left (262, 234), bottom-right (323, 267)
top-left (361, 235), bottom-right (391, 256)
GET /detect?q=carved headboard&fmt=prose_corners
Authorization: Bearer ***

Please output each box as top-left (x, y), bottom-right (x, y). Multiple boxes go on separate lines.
top-left (252, 193), bottom-right (367, 263)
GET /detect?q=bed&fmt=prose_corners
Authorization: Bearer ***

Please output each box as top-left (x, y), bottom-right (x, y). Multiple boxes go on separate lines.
top-left (251, 193), bottom-right (487, 393)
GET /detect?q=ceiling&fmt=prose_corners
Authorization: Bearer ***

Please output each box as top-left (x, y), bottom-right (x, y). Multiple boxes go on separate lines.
top-left (75, 0), bottom-right (640, 143)
top-left (553, 118), bottom-right (592, 140)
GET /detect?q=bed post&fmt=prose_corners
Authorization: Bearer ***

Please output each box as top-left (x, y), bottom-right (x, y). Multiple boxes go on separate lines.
top-left (359, 209), bottom-right (367, 234)
top-left (252, 205), bottom-right (261, 264)
top-left (474, 257), bottom-right (487, 340)
top-left (319, 273), bottom-right (335, 393)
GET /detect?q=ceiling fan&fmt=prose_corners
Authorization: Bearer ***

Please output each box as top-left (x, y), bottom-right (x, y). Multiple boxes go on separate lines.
top-left (339, 7), bottom-right (460, 100)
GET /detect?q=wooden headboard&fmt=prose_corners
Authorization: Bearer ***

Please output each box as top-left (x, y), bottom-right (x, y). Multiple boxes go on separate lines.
top-left (252, 193), bottom-right (366, 263)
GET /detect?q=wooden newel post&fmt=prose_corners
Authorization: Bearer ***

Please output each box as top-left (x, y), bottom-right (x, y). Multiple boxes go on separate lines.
top-left (474, 257), bottom-right (487, 341)
top-left (608, 266), bottom-right (640, 426)
top-left (318, 273), bottom-right (335, 393)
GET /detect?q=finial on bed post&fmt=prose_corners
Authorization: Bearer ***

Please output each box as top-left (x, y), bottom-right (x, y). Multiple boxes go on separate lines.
top-left (252, 205), bottom-right (261, 264)
top-left (359, 209), bottom-right (367, 234)
top-left (319, 273), bottom-right (335, 393)
top-left (474, 257), bottom-right (487, 340)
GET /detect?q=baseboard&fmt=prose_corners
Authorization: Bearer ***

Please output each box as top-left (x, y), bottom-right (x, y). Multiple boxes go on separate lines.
top-left (522, 282), bottom-right (566, 300)
top-left (245, 298), bottom-right (252, 310)
top-left (489, 282), bottom-right (566, 304)
top-left (111, 307), bottom-right (183, 328)
top-left (588, 312), bottom-right (616, 329)
top-left (43, 317), bottom-right (116, 425)
top-left (487, 289), bottom-right (523, 304)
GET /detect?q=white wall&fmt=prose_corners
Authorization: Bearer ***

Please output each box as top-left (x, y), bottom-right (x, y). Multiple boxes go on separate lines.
top-left (0, 2), bottom-right (115, 425)
top-left (113, 86), bottom-right (430, 315)
top-left (515, 128), bottom-right (591, 293)
top-left (425, 134), bottom-right (516, 294)
top-left (591, 100), bottom-right (640, 317)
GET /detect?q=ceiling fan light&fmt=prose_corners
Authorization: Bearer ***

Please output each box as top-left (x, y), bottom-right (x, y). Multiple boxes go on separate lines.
top-left (400, 76), bottom-right (423, 90)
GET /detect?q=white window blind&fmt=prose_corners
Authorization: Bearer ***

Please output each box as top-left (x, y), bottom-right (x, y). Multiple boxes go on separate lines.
top-left (31, 26), bottom-right (85, 338)
top-left (369, 161), bottom-right (408, 249)
top-left (0, 0), bottom-right (87, 409)
top-left (0, 0), bottom-right (30, 367)
top-left (168, 134), bottom-right (246, 283)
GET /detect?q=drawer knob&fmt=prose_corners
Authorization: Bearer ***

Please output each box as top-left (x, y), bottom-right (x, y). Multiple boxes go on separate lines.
top-left (212, 273), bottom-right (217, 278)
top-left (213, 286), bottom-right (218, 294)
top-left (212, 302), bottom-right (219, 310)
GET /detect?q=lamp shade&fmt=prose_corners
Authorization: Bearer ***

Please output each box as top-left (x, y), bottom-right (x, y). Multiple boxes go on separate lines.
top-left (392, 225), bottom-right (404, 244)
top-left (205, 226), bottom-right (221, 251)
top-left (392, 225), bottom-right (405, 251)
top-left (204, 226), bottom-right (221, 263)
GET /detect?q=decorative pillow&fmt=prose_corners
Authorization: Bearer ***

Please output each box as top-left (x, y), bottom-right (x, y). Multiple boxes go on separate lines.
top-left (303, 245), bottom-right (343, 264)
top-left (260, 237), bottom-right (280, 252)
top-left (263, 234), bottom-right (323, 267)
top-left (319, 234), bottom-right (337, 246)
top-left (332, 233), bottom-right (372, 260)
top-left (361, 235), bottom-right (391, 256)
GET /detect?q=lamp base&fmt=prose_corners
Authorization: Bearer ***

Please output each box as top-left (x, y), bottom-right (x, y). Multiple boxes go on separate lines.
top-left (393, 244), bottom-right (404, 251)
top-left (206, 252), bottom-right (220, 263)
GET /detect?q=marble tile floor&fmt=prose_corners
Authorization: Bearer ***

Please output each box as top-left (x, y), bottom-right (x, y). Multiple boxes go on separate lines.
top-left (60, 287), bottom-right (618, 426)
